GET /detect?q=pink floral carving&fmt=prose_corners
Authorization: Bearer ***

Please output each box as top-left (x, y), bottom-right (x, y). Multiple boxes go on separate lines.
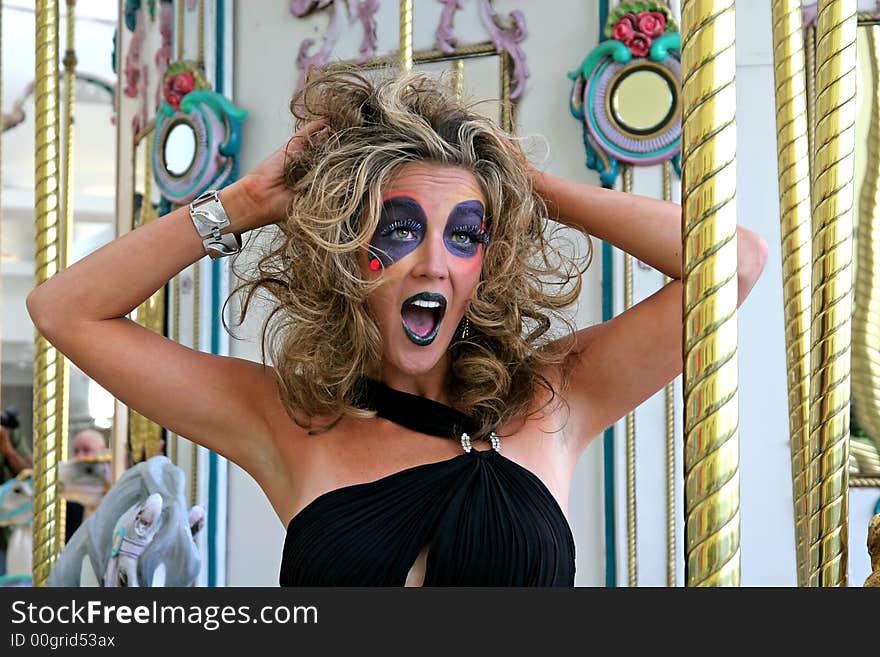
top-left (624, 33), bottom-right (651, 58)
top-left (612, 14), bottom-right (637, 41)
top-left (636, 11), bottom-right (665, 39)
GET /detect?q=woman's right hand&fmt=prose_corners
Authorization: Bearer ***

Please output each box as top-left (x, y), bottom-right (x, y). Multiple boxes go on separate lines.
top-left (225, 119), bottom-right (328, 232)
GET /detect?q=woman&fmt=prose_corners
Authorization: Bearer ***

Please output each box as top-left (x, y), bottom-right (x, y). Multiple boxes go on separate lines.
top-left (27, 70), bottom-right (768, 586)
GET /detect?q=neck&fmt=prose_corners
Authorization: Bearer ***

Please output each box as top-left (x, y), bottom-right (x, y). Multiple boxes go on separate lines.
top-left (379, 355), bottom-right (451, 403)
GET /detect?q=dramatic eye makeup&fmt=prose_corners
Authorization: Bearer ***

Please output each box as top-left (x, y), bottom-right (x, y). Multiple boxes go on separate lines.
top-left (368, 197), bottom-right (427, 268)
top-left (444, 200), bottom-right (487, 258)
top-left (367, 196), bottom-right (487, 269)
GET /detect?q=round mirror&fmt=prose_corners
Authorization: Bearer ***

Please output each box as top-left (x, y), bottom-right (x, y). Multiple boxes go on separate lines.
top-left (610, 69), bottom-right (676, 134)
top-left (163, 120), bottom-right (197, 177)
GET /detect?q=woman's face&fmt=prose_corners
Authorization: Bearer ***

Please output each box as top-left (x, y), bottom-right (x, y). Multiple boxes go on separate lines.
top-left (361, 161), bottom-right (487, 379)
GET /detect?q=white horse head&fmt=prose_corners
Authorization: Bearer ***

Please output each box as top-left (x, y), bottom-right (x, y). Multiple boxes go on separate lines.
top-left (48, 455), bottom-right (205, 587)
top-left (0, 470), bottom-right (34, 582)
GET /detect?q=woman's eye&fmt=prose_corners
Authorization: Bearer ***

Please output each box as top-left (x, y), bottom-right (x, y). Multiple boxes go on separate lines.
top-left (451, 232), bottom-right (475, 245)
top-left (391, 227), bottom-right (416, 240)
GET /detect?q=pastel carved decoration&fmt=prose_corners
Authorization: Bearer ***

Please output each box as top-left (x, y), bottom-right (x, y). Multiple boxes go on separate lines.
top-left (0, 472), bottom-right (33, 587)
top-left (152, 62), bottom-right (248, 205)
top-left (568, 1), bottom-right (681, 188)
top-left (48, 456), bottom-right (205, 587)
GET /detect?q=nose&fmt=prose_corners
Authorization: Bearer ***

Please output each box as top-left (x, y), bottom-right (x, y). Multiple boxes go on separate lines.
top-left (410, 232), bottom-right (448, 280)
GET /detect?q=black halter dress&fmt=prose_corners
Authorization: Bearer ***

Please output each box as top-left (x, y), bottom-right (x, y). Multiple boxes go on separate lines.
top-left (279, 378), bottom-right (576, 586)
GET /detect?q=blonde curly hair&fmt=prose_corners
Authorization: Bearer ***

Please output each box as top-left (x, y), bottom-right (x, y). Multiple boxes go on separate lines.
top-left (229, 68), bottom-right (590, 440)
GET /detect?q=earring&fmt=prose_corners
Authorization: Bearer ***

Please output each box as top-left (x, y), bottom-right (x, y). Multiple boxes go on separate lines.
top-left (460, 316), bottom-right (470, 339)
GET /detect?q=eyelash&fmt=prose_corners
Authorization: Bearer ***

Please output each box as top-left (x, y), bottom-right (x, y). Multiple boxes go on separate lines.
top-left (451, 224), bottom-right (489, 244)
top-left (380, 217), bottom-right (422, 237)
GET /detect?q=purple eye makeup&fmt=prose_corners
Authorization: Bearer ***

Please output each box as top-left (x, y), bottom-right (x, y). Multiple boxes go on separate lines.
top-left (367, 196), bottom-right (488, 270)
top-left (444, 200), bottom-right (487, 258)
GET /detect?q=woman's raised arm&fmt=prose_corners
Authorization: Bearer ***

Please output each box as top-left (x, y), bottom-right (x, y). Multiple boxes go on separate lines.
top-left (530, 168), bottom-right (768, 460)
top-left (25, 120), bottom-right (326, 481)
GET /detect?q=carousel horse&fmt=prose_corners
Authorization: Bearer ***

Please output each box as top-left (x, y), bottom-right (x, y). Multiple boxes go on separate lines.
top-left (58, 456), bottom-right (113, 519)
top-left (0, 470), bottom-right (33, 586)
top-left (48, 455), bottom-right (205, 587)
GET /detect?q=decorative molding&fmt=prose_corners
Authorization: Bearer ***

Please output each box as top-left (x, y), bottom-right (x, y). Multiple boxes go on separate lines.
top-left (152, 61), bottom-right (248, 205)
top-left (568, 0), bottom-right (681, 187)
top-left (290, 1), bottom-right (529, 100)
top-left (436, 0), bottom-right (529, 100)
top-left (290, 0), bottom-right (380, 93)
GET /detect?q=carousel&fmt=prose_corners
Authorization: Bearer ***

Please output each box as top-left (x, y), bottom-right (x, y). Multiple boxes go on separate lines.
top-left (0, 0), bottom-right (878, 587)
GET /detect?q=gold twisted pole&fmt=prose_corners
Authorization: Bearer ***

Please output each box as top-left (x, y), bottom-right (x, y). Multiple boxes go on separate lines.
top-left (806, 0), bottom-right (856, 587)
top-left (197, 0), bottom-right (205, 69)
top-left (55, 0), bottom-right (78, 554)
top-left (852, 26), bottom-right (880, 474)
top-left (622, 165), bottom-right (637, 587)
top-left (32, 0), bottom-right (62, 586)
top-left (662, 160), bottom-right (677, 588)
top-left (176, 0), bottom-right (184, 60)
top-left (170, 278), bottom-right (180, 465)
top-left (680, 0), bottom-right (741, 587)
top-left (399, 0), bottom-right (412, 72)
top-left (191, 261), bottom-right (200, 506)
top-left (450, 59), bottom-right (464, 101)
top-left (770, 0), bottom-right (813, 587)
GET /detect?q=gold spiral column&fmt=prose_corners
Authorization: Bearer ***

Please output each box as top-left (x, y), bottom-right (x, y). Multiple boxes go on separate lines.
top-left (680, 0), bottom-right (741, 587)
top-left (852, 27), bottom-right (880, 475)
top-left (399, 0), bottom-right (413, 72)
top-left (32, 0), bottom-right (62, 586)
top-left (662, 161), bottom-right (676, 588)
top-left (55, 0), bottom-right (78, 554)
top-left (770, 0), bottom-right (813, 587)
top-left (806, 0), bottom-right (856, 587)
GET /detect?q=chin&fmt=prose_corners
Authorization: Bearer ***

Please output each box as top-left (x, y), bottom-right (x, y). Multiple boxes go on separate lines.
top-left (385, 336), bottom-right (451, 376)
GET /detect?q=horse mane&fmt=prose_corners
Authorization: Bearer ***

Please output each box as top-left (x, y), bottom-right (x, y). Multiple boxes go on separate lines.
top-left (48, 455), bottom-right (201, 586)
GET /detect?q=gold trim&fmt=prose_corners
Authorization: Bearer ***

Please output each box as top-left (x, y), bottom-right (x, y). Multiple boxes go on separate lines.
top-left (176, 0), bottom-right (184, 61)
top-left (170, 275), bottom-right (180, 466)
top-left (604, 61), bottom-right (680, 142)
top-left (851, 476), bottom-right (880, 487)
top-left (191, 260), bottom-right (200, 506)
top-left (333, 42), bottom-right (499, 71)
top-left (622, 165), bottom-right (637, 587)
top-left (55, 0), bottom-right (78, 555)
top-left (197, 0), bottom-right (205, 69)
top-left (399, 0), bottom-right (412, 72)
top-left (680, 0), bottom-right (741, 587)
top-left (806, 0), bottom-right (857, 588)
top-left (450, 59), bottom-right (464, 101)
top-left (662, 160), bottom-right (676, 588)
top-left (852, 25), bottom-right (880, 477)
top-left (771, 0), bottom-right (813, 588)
top-left (32, 0), bottom-right (62, 586)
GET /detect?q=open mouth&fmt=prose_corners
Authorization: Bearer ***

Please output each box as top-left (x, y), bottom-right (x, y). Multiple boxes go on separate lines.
top-left (401, 292), bottom-right (447, 346)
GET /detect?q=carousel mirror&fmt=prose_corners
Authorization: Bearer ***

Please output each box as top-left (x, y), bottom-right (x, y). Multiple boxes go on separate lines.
top-left (609, 67), bottom-right (677, 134)
top-left (161, 119), bottom-right (197, 178)
top-left (849, 19), bottom-right (880, 480)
